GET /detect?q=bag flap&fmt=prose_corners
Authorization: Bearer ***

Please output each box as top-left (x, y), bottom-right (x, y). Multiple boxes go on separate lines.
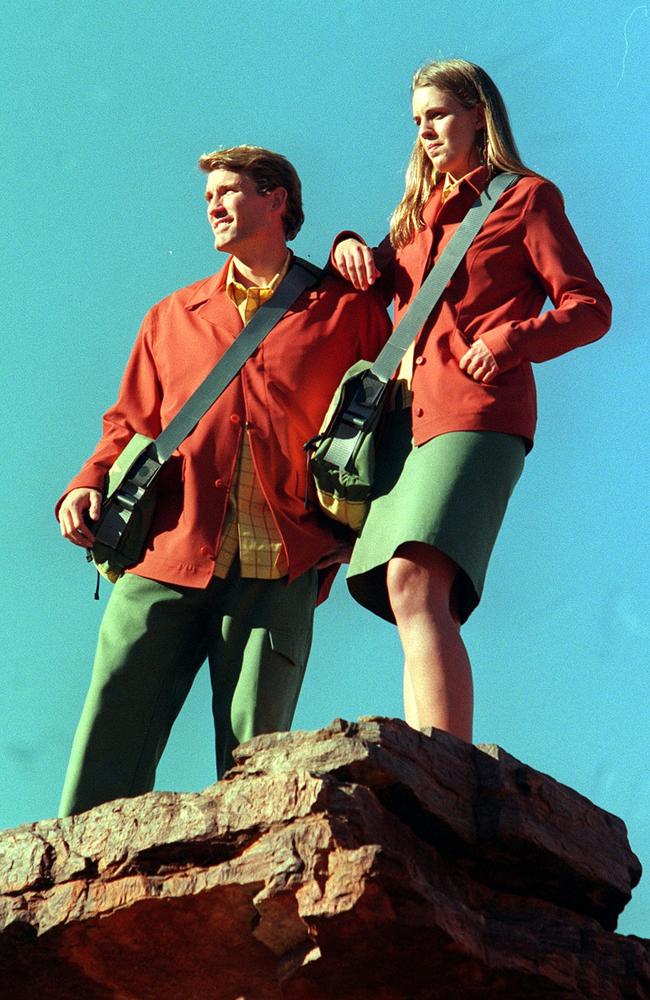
top-left (104, 433), bottom-right (155, 501)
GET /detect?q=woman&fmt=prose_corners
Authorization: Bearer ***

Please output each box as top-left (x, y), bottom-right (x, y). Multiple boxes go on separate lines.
top-left (332, 58), bottom-right (611, 743)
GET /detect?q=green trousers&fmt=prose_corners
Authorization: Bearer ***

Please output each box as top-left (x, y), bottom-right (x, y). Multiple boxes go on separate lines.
top-left (58, 566), bottom-right (318, 816)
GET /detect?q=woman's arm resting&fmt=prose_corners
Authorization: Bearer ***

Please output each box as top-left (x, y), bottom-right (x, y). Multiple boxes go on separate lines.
top-left (333, 238), bottom-right (380, 290)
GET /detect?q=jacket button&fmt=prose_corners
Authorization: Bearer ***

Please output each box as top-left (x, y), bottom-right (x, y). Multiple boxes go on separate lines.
top-left (230, 414), bottom-right (241, 425)
top-left (200, 545), bottom-right (213, 557)
top-left (415, 355), bottom-right (425, 365)
top-left (415, 406), bottom-right (424, 417)
top-left (215, 478), bottom-right (224, 488)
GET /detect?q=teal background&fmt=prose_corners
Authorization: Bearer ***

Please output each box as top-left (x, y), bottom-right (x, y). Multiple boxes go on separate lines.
top-left (2, 0), bottom-right (648, 936)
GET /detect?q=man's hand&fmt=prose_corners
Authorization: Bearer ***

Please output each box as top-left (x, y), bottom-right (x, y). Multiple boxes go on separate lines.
top-left (59, 488), bottom-right (102, 547)
top-left (332, 239), bottom-right (379, 291)
top-left (459, 338), bottom-right (499, 383)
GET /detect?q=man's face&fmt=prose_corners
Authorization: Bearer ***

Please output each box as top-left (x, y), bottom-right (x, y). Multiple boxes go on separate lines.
top-left (205, 168), bottom-right (282, 255)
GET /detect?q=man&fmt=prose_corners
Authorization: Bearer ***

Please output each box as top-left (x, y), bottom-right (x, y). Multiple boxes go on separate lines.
top-left (57, 145), bottom-right (389, 815)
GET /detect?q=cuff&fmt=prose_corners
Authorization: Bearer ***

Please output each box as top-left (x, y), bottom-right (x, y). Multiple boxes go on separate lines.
top-left (479, 324), bottom-right (522, 372)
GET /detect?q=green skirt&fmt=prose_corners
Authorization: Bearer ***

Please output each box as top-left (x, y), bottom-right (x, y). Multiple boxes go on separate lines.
top-left (347, 408), bottom-right (526, 624)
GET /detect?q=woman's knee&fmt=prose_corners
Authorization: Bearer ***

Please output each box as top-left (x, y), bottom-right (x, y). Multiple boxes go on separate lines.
top-left (386, 543), bottom-right (458, 622)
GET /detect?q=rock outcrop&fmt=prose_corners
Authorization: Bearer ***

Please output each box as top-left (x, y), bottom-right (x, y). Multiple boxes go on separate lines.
top-left (0, 717), bottom-right (647, 999)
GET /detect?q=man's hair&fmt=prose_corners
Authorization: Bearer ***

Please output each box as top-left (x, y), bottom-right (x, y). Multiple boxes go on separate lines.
top-left (198, 145), bottom-right (304, 240)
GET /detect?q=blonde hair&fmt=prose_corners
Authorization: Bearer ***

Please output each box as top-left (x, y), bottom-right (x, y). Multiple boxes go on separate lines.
top-left (198, 145), bottom-right (304, 240)
top-left (390, 59), bottom-right (539, 248)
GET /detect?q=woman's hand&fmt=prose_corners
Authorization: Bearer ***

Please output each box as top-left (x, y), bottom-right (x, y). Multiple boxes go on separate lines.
top-left (332, 239), bottom-right (380, 290)
top-left (459, 338), bottom-right (499, 383)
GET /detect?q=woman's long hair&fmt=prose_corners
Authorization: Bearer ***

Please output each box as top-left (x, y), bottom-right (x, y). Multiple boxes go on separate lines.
top-left (390, 59), bottom-right (539, 248)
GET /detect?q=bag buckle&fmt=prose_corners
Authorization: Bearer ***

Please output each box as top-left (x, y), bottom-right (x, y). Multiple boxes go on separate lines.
top-left (345, 372), bottom-right (387, 428)
top-left (114, 481), bottom-right (147, 512)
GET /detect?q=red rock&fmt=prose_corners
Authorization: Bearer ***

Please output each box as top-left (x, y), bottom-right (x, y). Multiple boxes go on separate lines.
top-left (0, 718), bottom-right (647, 999)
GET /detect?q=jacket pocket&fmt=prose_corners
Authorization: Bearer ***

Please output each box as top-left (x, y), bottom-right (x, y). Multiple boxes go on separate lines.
top-left (450, 323), bottom-right (473, 353)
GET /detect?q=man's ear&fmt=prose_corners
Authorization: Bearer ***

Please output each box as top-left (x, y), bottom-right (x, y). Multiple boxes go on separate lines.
top-left (269, 187), bottom-right (288, 214)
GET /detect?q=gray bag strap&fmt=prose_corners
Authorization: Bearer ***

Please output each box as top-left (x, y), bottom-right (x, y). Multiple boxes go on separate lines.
top-left (370, 170), bottom-right (518, 382)
top-left (154, 256), bottom-right (321, 463)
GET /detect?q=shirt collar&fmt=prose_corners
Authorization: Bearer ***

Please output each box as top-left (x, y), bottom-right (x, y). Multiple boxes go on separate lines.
top-left (184, 251), bottom-right (293, 312)
top-left (226, 251), bottom-right (291, 303)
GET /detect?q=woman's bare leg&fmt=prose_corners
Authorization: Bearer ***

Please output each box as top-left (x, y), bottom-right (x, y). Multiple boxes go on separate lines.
top-left (386, 542), bottom-right (473, 742)
top-left (403, 663), bottom-right (419, 729)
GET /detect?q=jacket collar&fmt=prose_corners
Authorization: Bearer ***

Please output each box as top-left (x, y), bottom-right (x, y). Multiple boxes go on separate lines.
top-left (183, 257), bottom-right (242, 335)
top-left (184, 249), bottom-right (296, 312)
top-left (429, 165), bottom-right (492, 217)
top-left (409, 166), bottom-right (493, 288)
top-left (184, 258), bottom-right (231, 310)
top-left (455, 164), bottom-right (491, 197)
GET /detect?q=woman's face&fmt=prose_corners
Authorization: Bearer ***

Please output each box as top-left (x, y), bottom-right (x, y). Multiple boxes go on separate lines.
top-left (412, 85), bottom-right (484, 181)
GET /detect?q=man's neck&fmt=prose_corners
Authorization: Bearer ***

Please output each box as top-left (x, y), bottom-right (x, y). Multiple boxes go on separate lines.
top-left (230, 244), bottom-right (290, 288)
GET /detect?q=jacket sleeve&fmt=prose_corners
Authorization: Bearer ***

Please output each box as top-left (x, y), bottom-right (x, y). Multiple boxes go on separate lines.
top-left (329, 230), bottom-right (397, 308)
top-left (356, 286), bottom-right (393, 358)
top-left (55, 310), bottom-right (163, 516)
top-left (480, 181), bottom-right (612, 370)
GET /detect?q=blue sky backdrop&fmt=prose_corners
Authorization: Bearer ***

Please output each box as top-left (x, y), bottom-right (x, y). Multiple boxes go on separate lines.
top-left (2, 0), bottom-right (648, 935)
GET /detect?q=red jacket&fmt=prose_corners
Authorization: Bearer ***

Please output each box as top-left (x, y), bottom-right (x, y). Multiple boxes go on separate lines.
top-left (58, 259), bottom-right (391, 598)
top-left (336, 167), bottom-right (611, 450)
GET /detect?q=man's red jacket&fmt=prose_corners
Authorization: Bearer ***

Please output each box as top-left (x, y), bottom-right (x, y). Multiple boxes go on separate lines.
top-left (57, 259), bottom-right (391, 599)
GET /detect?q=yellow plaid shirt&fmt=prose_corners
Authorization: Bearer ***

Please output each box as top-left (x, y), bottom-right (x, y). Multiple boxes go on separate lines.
top-left (213, 255), bottom-right (291, 580)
